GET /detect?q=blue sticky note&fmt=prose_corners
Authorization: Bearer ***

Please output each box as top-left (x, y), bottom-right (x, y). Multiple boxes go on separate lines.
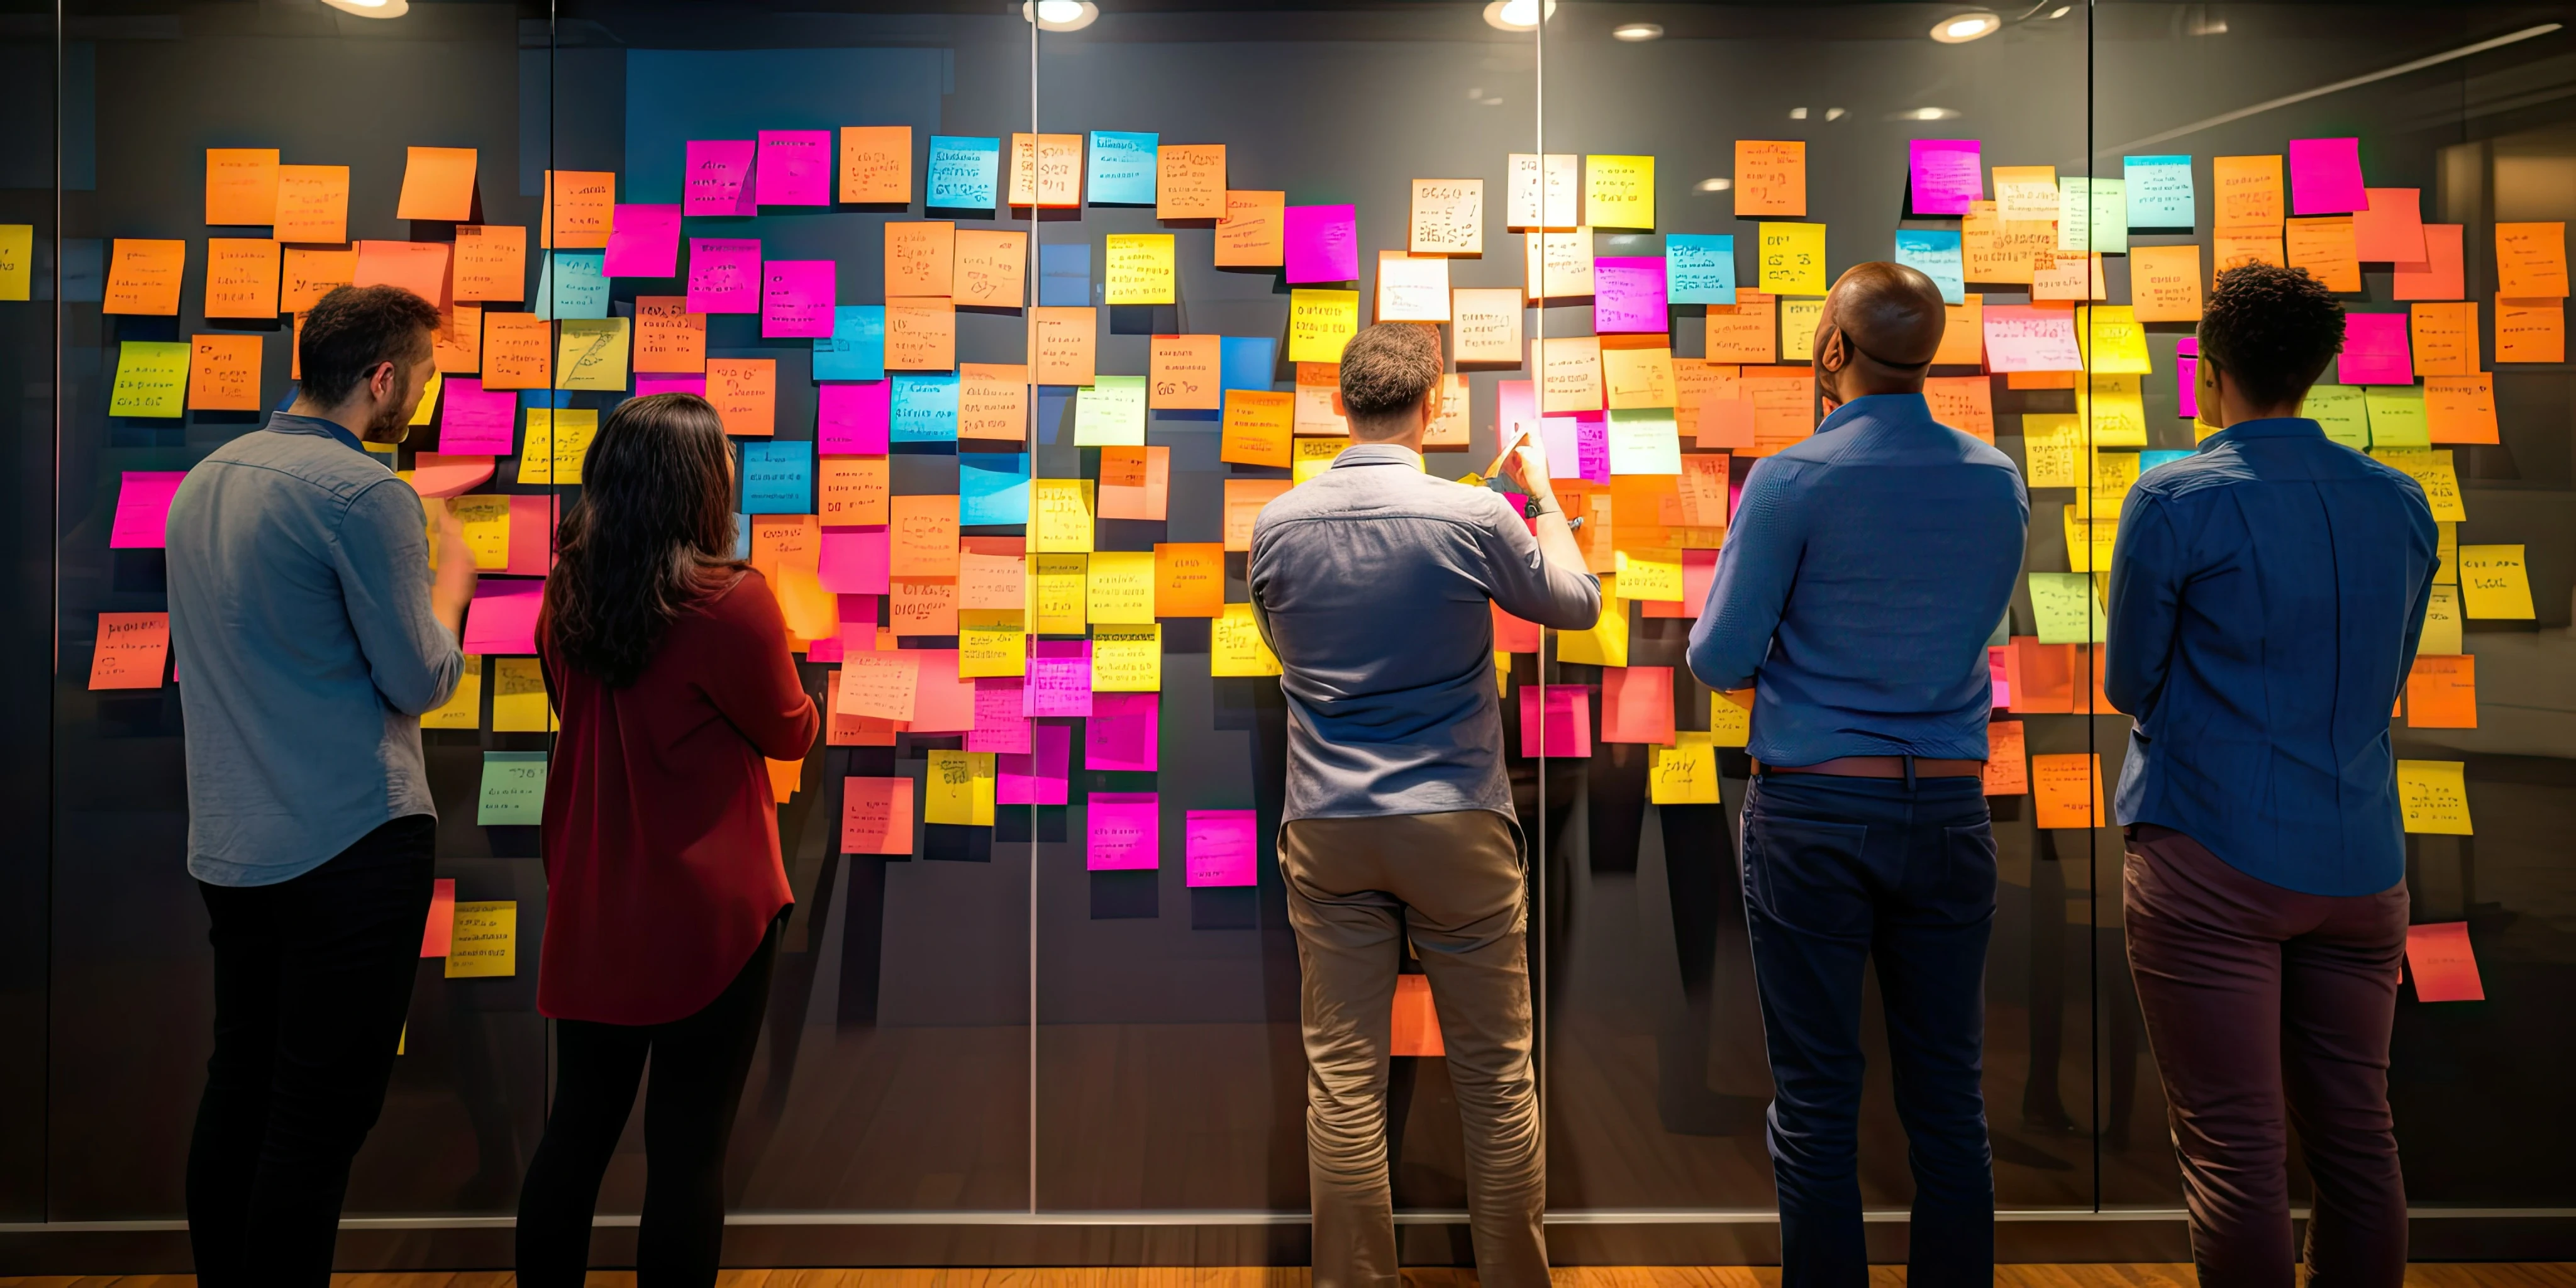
top-left (519, 388), bottom-right (574, 408)
top-left (891, 372), bottom-right (960, 443)
top-left (1036, 386), bottom-right (1074, 447)
top-left (732, 514), bottom-right (752, 560)
top-left (1893, 229), bottom-right (1965, 304)
top-left (536, 252), bottom-right (610, 320)
top-left (813, 305), bottom-right (886, 382)
top-left (960, 453), bottom-right (1032, 526)
top-left (1087, 130), bottom-right (1158, 206)
top-left (1665, 234), bottom-right (1736, 305)
top-left (2141, 449), bottom-right (2192, 473)
top-left (1039, 243), bottom-right (1092, 307)
top-left (1221, 336), bottom-right (1279, 392)
top-left (927, 135), bottom-right (1002, 211)
top-left (739, 440), bottom-right (813, 515)
top-left (2125, 155), bottom-right (2195, 230)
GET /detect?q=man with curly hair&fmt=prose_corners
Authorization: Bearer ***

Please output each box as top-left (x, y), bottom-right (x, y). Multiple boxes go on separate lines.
top-left (2107, 262), bottom-right (2439, 1288)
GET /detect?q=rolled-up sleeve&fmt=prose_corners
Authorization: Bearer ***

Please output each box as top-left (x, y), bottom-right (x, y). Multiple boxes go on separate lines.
top-left (335, 479), bottom-right (462, 716)
top-left (1474, 492), bottom-right (1600, 630)
top-left (1687, 457), bottom-right (1804, 692)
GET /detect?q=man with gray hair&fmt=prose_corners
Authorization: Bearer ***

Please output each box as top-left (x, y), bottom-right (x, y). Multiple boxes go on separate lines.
top-left (1250, 321), bottom-right (1597, 1288)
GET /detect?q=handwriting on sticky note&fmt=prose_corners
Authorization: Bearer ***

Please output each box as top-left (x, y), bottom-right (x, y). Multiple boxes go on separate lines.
top-left (1216, 189), bottom-right (1286, 268)
top-left (2397, 759), bottom-right (2473, 835)
top-left (88, 611), bottom-right (169, 690)
top-left (1409, 179), bottom-right (1483, 255)
top-left (1157, 143), bottom-right (1226, 220)
top-left (1734, 141), bottom-right (1805, 217)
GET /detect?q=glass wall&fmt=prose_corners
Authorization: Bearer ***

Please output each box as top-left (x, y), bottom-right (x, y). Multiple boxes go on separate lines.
top-left (9, 0), bottom-right (2573, 1267)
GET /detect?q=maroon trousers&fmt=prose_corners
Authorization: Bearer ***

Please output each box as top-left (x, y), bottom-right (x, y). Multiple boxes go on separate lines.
top-left (2121, 824), bottom-right (2411, 1288)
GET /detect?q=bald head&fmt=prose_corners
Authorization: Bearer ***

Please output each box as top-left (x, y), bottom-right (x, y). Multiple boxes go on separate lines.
top-left (1814, 261), bottom-right (1947, 403)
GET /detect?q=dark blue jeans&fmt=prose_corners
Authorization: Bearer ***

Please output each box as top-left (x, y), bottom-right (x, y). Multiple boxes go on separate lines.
top-left (1739, 771), bottom-right (1997, 1288)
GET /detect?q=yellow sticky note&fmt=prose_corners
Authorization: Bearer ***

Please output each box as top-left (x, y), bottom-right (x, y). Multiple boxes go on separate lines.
top-left (2420, 584), bottom-right (2463, 655)
top-left (517, 409), bottom-right (601, 486)
top-left (2074, 448), bottom-right (2140, 521)
top-left (1289, 288), bottom-right (1361, 364)
top-left (108, 340), bottom-right (191, 418)
top-left (1104, 233), bottom-right (1176, 305)
top-left (1292, 436), bottom-right (1345, 484)
top-left (2366, 447), bottom-right (2466, 523)
top-left (2397, 759), bottom-right (2473, 835)
top-left (2457, 544), bottom-right (2534, 619)
top-left (405, 369), bottom-right (444, 428)
top-left (1211, 601), bottom-right (1282, 677)
top-left (450, 495), bottom-right (512, 569)
top-left (1758, 223), bottom-right (1828, 296)
top-left (2021, 413), bottom-right (2082, 488)
top-left (554, 318), bottom-right (631, 392)
top-left (2074, 374), bottom-right (2148, 448)
top-left (1650, 737), bottom-right (1720, 804)
top-left (491, 657), bottom-right (554, 732)
top-left (1779, 297), bottom-right (1825, 361)
top-left (959, 613), bottom-right (1026, 679)
top-left (1554, 575), bottom-right (1629, 667)
top-left (1085, 550), bottom-right (1157, 625)
top-left (1709, 690), bottom-right (1753, 748)
top-left (1091, 624), bottom-right (1162, 691)
top-left (2436, 522), bottom-right (2457, 586)
top-left (1031, 478), bottom-right (1095, 553)
top-left (1030, 553), bottom-right (1090, 634)
top-left (2078, 306), bottom-right (2153, 375)
top-left (1584, 154), bottom-right (1655, 230)
top-left (926, 750), bottom-right (997, 826)
top-left (0, 224), bottom-right (31, 301)
top-left (444, 901), bottom-right (518, 978)
top-left (1614, 548), bottom-right (1684, 602)
top-left (420, 654), bottom-right (482, 730)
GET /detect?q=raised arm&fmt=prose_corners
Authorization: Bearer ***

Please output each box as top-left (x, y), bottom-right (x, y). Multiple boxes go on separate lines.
top-left (335, 479), bottom-right (464, 716)
top-left (1483, 441), bottom-right (1601, 630)
top-left (699, 571), bottom-right (821, 762)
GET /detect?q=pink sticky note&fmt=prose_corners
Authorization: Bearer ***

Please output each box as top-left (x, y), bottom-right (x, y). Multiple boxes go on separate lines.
top-left (635, 373), bottom-right (706, 399)
top-left (2338, 313), bottom-right (2414, 386)
top-left (419, 877), bottom-right (455, 956)
top-left (2406, 921), bottom-right (2485, 1002)
top-left (1085, 692), bottom-right (1159, 772)
top-left (1086, 791), bottom-right (1160, 871)
top-left (1592, 257), bottom-right (1669, 334)
top-left (684, 140), bottom-right (757, 217)
top-left (1989, 645), bottom-right (2010, 709)
top-left (997, 721), bottom-right (1070, 804)
top-left (1517, 684), bottom-right (1591, 758)
top-left (908, 648), bottom-right (975, 733)
top-left (755, 130), bottom-right (833, 207)
top-left (409, 453), bottom-right (494, 499)
top-left (461, 579), bottom-right (545, 655)
top-left (1185, 809), bottom-right (1260, 887)
top-left (1024, 640), bottom-right (1094, 717)
top-left (762, 259), bottom-right (836, 339)
top-left (686, 238), bottom-right (762, 314)
top-left (1981, 304), bottom-right (2084, 372)
top-left (1537, 415), bottom-right (1606, 483)
top-left (818, 381), bottom-right (892, 453)
top-left (809, 592), bottom-right (874, 662)
top-left (2177, 360), bottom-right (2198, 419)
top-left (969, 677), bottom-right (1031, 754)
top-left (1496, 379), bottom-right (1536, 440)
top-left (437, 377), bottom-right (517, 453)
top-left (2352, 188), bottom-right (2426, 264)
top-left (1908, 139), bottom-right (1984, 215)
top-left (2393, 225), bottom-right (2465, 301)
top-left (1681, 548), bottom-right (1717, 613)
top-left (602, 204), bottom-right (682, 279)
top-left (1284, 204), bottom-right (1359, 284)
top-left (109, 471), bottom-right (187, 548)
top-left (818, 526), bottom-right (889, 594)
top-left (2288, 137), bottom-right (2367, 216)
top-left (506, 494), bottom-right (556, 576)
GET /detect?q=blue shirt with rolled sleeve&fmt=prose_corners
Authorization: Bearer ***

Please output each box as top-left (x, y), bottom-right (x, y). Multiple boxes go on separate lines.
top-left (1686, 392), bottom-right (2028, 768)
top-left (2106, 417), bottom-right (2438, 897)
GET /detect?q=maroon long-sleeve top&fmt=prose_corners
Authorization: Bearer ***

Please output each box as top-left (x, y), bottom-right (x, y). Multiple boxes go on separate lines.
top-left (536, 570), bottom-right (819, 1025)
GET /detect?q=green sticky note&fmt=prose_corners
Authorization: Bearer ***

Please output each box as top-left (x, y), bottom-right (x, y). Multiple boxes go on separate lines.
top-left (2300, 384), bottom-right (2368, 451)
top-left (108, 340), bottom-right (191, 418)
top-left (477, 750), bottom-right (547, 826)
top-left (1606, 408), bottom-right (1683, 475)
top-left (2029, 571), bottom-right (2109, 645)
top-left (1072, 374), bottom-right (1147, 447)
top-left (2363, 385), bottom-right (2429, 448)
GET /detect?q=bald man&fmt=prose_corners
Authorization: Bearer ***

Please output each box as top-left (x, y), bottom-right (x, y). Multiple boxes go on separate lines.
top-left (1685, 262), bottom-right (2027, 1288)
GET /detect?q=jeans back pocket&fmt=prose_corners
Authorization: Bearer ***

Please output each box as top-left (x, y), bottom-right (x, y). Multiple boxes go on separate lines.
top-left (1741, 808), bottom-right (1872, 938)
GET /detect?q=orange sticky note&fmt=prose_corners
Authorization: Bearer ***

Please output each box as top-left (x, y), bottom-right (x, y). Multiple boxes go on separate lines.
top-left (2030, 752), bottom-right (2104, 829)
top-left (818, 455), bottom-right (891, 526)
top-left (2406, 654), bottom-right (2476, 728)
top-left (205, 148), bottom-right (280, 225)
top-left (635, 297), bottom-right (706, 373)
top-left (291, 311), bottom-right (306, 379)
top-left (960, 536), bottom-right (1025, 611)
top-left (1923, 375), bottom-right (1994, 442)
top-left (1538, 335), bottom-right (1604, 413)
top-left (952, 228), bottom-right (1027, 309)
top-left (274, 164), bottom-right (350, 243)
top-left (1601, 665), bottom-right (1676, 745)
top-left (204, 237), bottom-right (281, 319)
top-left (1933, 294), bottom-right (1985, 367)
top-left (747, 515), bottom-right (820, 584)
top-left (187, 333), bottom-right (263, 411)
top-left (2212, 228), bottom-right (2285, 280)
top-left (2394, 224), bottom-right (2466, 301)
top-left (2284, 216), bottom-right (2360, 292)
top-left (541, 170), bottom-right (615, 250)
top-left (2405, 922), bottom-right (2485, 1002)
top-left (2129, 244), bottom-right (2204, 322)
top-left (89, 612), bottom-right (170, 690)
top-left (1216, 190), bottom-right (1286, 267)
top-left (104, 240), bottom-right (186, 316)
top-left (479, 312), bottom-right (552, 389)
top-left (1157, 144), bottom-right (1227, 221)
top-left (1008, 133), bottom-right (1083, 208)
top-left (1391, 974), bottom-right (1444, 1057)
top-left (2497, 296), bottom-right (2565, 364)
top-left (1155, 542), bottom-right (1223, 618)
top-left (1224, 478), bottom-right (1292, 552)
top-left (1703, 292), bottom-right (1777, 364)
top-left (889, 577), bottom-right (959, 638)
top-left (2352, 188), bottom-right (2426, 263)
top-left (959, 362), bottom-right (1030, 441)
top-left (2007, 638), bottom-right (2077, 714)
top-left (433, 304), bottom-right (482, 374)
top-left (768, 755), bottom-right (805, 801)
top-left (706, 357), bottom-right (777, 435)
top-left (280, 247), bottom-right (356, 314)
top-left (886, 221), bottom-right (955, 298)
top-left (1031, 306), bottom-right (1097, 386)
top-left (836, 650), bottom-right (921, 723)
top-left (1149, 335), bottom-right (1223, 410)
top-left (1099, 445), bottom-right (1170, 522)
top-left (1982, 719), bottom-right (2028, 796)
top-left (2212, 155), bottom-right (2284, 230)
top-left (838, 126), bottom-right (913, 204)
top-left (353, 239), bottom-right (452, 308)
top-left (1733, 141), bottom-right (1806, 218)
top-left (2409, 301), bottom-right (2479, 375)
top-left (1676, 453), bottom-right (1731, 526)
top-left (891, 494), bottom-right (961, 577)
top-left (2495, 221), bottom-right (2568, 298)
top-left (397, 147), bottom-right (478, 221)
top-left (826, 670), bottom-right (904, 746)
top-left (1221, 389), bottom-right (1294, 467)
top-left (2424, 374), bottom-right (2498, 445)
top-left (452, 225), bottom-right (527, 303)
top-left (841, 777), bottom-right (916, 854)
top-left (886, 298), bottom-right (957, 372)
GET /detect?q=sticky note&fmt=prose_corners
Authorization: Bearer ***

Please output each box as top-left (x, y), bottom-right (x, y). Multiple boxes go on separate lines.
top-left (754, 130), bottom-right (832, 206)
top-left (1409, 178), bottom-right (1483, 255)
top-left (1505, 153), bottom-right (1580, 228)
top-left (108, 341), bottom-right (190, 418)
top-left (684, 140), bottom-right (757, 216)
top-left (2077, 305), bottom-right (2152, 375)
top-left (1650, 738), bottom-right (1720, 805)
top-left (2405, 654), bottom-right (2475, 730)
top-left (541, 170), bottom-right (615, 250)
top-left (2057, 177), bottom-right (2128, 255)
top-left (203, 236), bottom-right (281, 319)
top-left (841, 777), bottom-right (914, 855)
top-left (1285, 204), bottom-right (1360, 284)
top-left (1099, 445), bottom-right (1171, 523)
top-left (533, 252), bottom-right (607, 321)
top-left (926, 135), bottom-right (1001, 210)
top-left (1157, 143), bottom-right (1227, 220)
top-left (397, 146), bottom-right (477, 221)
top-left (1524, 226), bottom-right (1595, 301)
top-left (2302, 384), bottom-right (2370, 449)
top-left (1072, 375), bottom-right (1146, 447)
top-left (1606, 409), bottom-right (1681, 474)
top-left (442, 899), bottom-right (519, 977)
top-left (2360, 386), bottom-right (2427, 448)
top-left (2394, 223), bottom-right (2465, 301)
top-left (837, 126), bottom-right (912, 205)
top-left (2029, 572), bottom-right (2107, 644)
top-left (186, 333), bottom-right (262, 412)
top-left (1085, 792), bottom-right (1160, 871)
top-left (736, 440), bottom-right (811, 515)
top-left (1104, 233), bottom-right (1175, 304)
top-left (1289, 289), bottom-right (1361, 364)
top-left (1084, 130), bottom-right (1158, 205)
top-left (1518, 684), bottom-right (1592, 757)
top-left (2405, 922), bottom-right (2485, 1002)
top-left (2030, 752), bottom-right (2104, 829)
top-left (88, 611), bottom-right (169, 690)
top-left (1376, 252), bottom-right (1450, 323)
top-left (1734, 142), bottom-right (1806, 218)
top-left (1664, 234), bottom-right (1736, 305)
top-left (2457, 544), bottom-right (2533, 619)
top-left (952, 228), bottom-right (1028, 309)
top-left (1221, 389), bottom-right (1295, 467)
top-left (1211, 601), bottom-right (1282, 676)
top-left (2214, 154), bottom-right (2285, 230)
top-left (602, 204), bottom-right (680, 279)
top-left (804, 308), bottom-right (886, 386)
top-left (1592, 257), bottom-right (1668, 333)
top-left (1603, 344), bottom-right (1676, 410)
top-left (0, 224), bottom-right (28, 301)
top-left (1600, 665), bottom-right (1676, 745)
top-left (2130, 244), bottom-right (2204, 322)
top-left (1584, 154), bottom-right (1654, 230)
top-left (1084, 691), bottom-right (1161, 773)
top-left (817, 380), bottom-right (891, 455)
top-left (1703, 293), bottom-right (1777, 364)
top-left (2424, 374), bottom-right (2498, 445)
top-left (1894, 229), bottom-right (1965, 304)
top-left (2285, 216), bottom-right (2362, 292)
top-left (2351, 187), bottom-right (2426, 264)
top-left (1032, 478), bottom-right (1096, 553)
top-left (105, 239), bottom-right (186, 315)
top-left (886, 298), bottom-right (957, 371)
top-left (686, 238), bottom-right (761, 314)
top-left (1008, 133), bottom-right (1082, 208)
top-left (2495, 221), bottom-right (2568, 297)
top-left (924, 750), bottom-right (997, 827)
top-left (634, 297), bottom-right (704, 374)
top-left (204, 147), bottom-right (280, 225)
top-left (758, 259), bottom-right (835, 339)
top-left (2124, 155), bottom-right (2195, 228)
top-left (469, 747), bottom-right (550, 830)
top-left (1981, 305), bottom-right (2084, 372)
top-left (1216, 189), bottom-right (1287, 267)
top-left (273, 164), bottom-right (350, 243)
top-left (2497, 296), bottom-right (2566, 364)
top-left (958, 362), bottom-right (1029, 442)
top-left (1984, 719), bottom-right (2028, 796)
top-left (707, 358), bottom-right (777, 436)
top-left (2420, 584), bottom-right (2462, 655)
top-left (2397, 758), bottom-right (2472, 835)
top-left (2286, 137), bottom-right (2365, 216)
top-left (1907, 140), bottom-right (1982, 215)
top-left (1184, 810), bottom-right (1259, 887)
top-left (1757, 223), bottom-right (1826, 296)
top-left (2368, 447), bottom-right (2464, 521)
top-left (958, 453), bottom-right (1031, 527)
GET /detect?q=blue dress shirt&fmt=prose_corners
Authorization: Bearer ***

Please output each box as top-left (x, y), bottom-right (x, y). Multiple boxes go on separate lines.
top-left (2106, 417), bottom-right (2439, 896)
top-left (1687, 392), bottom-right (2029, 767)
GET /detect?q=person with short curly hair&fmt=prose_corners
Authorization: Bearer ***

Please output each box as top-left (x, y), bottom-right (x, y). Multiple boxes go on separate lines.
top-left (2108, 262), bottom-right (2440, 1288)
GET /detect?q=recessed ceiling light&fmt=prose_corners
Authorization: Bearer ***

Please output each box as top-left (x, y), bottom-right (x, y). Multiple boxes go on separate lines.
top-left (1024, 0), bottom-right (1098, 31)
top-left (1825, 107), bottom-right (1847, 121)
top-left (1789, 106), bottom-right (1809, 120)
top-left (1931, 10), bottom-right (2001, 42)
top-left (1695, 178), bottom-right (1732, 193)
top-left (1611, 22), bottom-right (1663, 42)
top-left (1887, 106), bottom-right (1963, 121)
top-left (2046, 5), bottom-right (2071, 16)
top-left (320, 0), bottom-right (406, 17)
top-left (1482, 0), bottom-right (1555, 31)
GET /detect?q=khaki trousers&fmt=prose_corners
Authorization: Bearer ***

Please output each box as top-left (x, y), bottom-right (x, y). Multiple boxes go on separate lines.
top-left (1279, 810), bottom-right (1548, 1288)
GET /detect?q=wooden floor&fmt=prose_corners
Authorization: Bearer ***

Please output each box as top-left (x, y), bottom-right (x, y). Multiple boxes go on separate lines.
top-left (4, 1268), bottom-right (2573, 1288)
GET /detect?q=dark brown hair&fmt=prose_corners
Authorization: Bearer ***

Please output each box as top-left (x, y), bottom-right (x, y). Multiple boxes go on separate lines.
top-left (2199, 263), bottom-right (2345, 408)
top-left (297, 284), bottom-right (438, 404)
top-left (543, 393), bottom-right (745, 687)
top-left (1337, 323), bottom-right (1445, 431)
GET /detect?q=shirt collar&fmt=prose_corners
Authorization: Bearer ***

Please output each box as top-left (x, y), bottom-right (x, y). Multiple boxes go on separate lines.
top-left (1814, 391), bottom-right (1931, 436)
top-left (267, 411), bottom-right (371, 456)
top-left (2199, 416), bottom-right (2326, 450)
top-left (1333, 442), bottom-right (1423, 470)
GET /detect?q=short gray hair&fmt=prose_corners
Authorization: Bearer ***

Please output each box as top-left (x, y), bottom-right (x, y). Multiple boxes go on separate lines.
top-left (1337, 323), bottom-right (1445, 425)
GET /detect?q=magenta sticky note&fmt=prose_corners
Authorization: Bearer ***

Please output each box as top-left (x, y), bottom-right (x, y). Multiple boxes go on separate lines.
top-left (2177, 355), bottom-right (2198, 419)
top-left (109, 471), bottom-right (186, 548)
top-left (461, 579), bottom-right (545, 655)
top-left (809, 594), bottom-right (875, 662)
top-left (1024, 640), bottom-right (1094, 717)
top-left (1980, 304), bottom-right (2084, 372)
top-left (1184, 809), bottom-right (1260, 887)
top-left (1497, 379), bottom-right (1536, 439)
top-left (755, 130), bottom-right (833, 208)
top-left (969, 677), bottom-right (1031, 754)
top-left (1516, 684), bottom-right (1591, 758)
top-left (2338, 312), bottom-right (2414, 386)
top-left (437, 377), bottom-right (517, 453)
top-left (1575, 413), bottom-right (1609, 482)
top-left (762, 260), bottom-right (836, 339)
top-left (2288, 138), bottom-right (2366, 216)
top-left (601, 204), bottom-right (681, 279)
top-left (686, 238), bottom-right (762, 314)
top-left (818, 381), bottom-right (892, 453)
top-left (997, 721), bottom-right (1069, 804)
top-left (684, 140), bottom-right (756, 217)
top-left (818, 526), bottom-right (889, 595)
top-left (1908, 139), bottom-right (1984, 215)
top-left (1592, 256), bottom-right (1669, 333)
top-left (1284, 204), bottom-right (1359, 284)
top-left (635, 373), bottom-right (706, 398)
top-left (1085, 692), bottom-right (1158, 772)
top-left (1086, 791), bottom-right (1160, 871)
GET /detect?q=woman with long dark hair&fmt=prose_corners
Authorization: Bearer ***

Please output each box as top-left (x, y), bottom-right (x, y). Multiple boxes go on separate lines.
top-left (516, 392), bottom-right (818, 1285)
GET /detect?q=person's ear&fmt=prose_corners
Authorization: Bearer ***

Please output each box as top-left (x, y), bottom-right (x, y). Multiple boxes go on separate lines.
top-left (1419, 381), bottom-right (1441, 426)
top-left (1817, 326), bottom-right (1850, 374)
top-left (1330, 389), bottom-right (1349, 419)
top-left (370, 360), bottom-right (397, 403)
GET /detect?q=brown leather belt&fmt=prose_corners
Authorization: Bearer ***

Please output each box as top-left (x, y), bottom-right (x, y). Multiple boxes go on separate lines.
top-left (1763, 755), bottom-right (1986, 780)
